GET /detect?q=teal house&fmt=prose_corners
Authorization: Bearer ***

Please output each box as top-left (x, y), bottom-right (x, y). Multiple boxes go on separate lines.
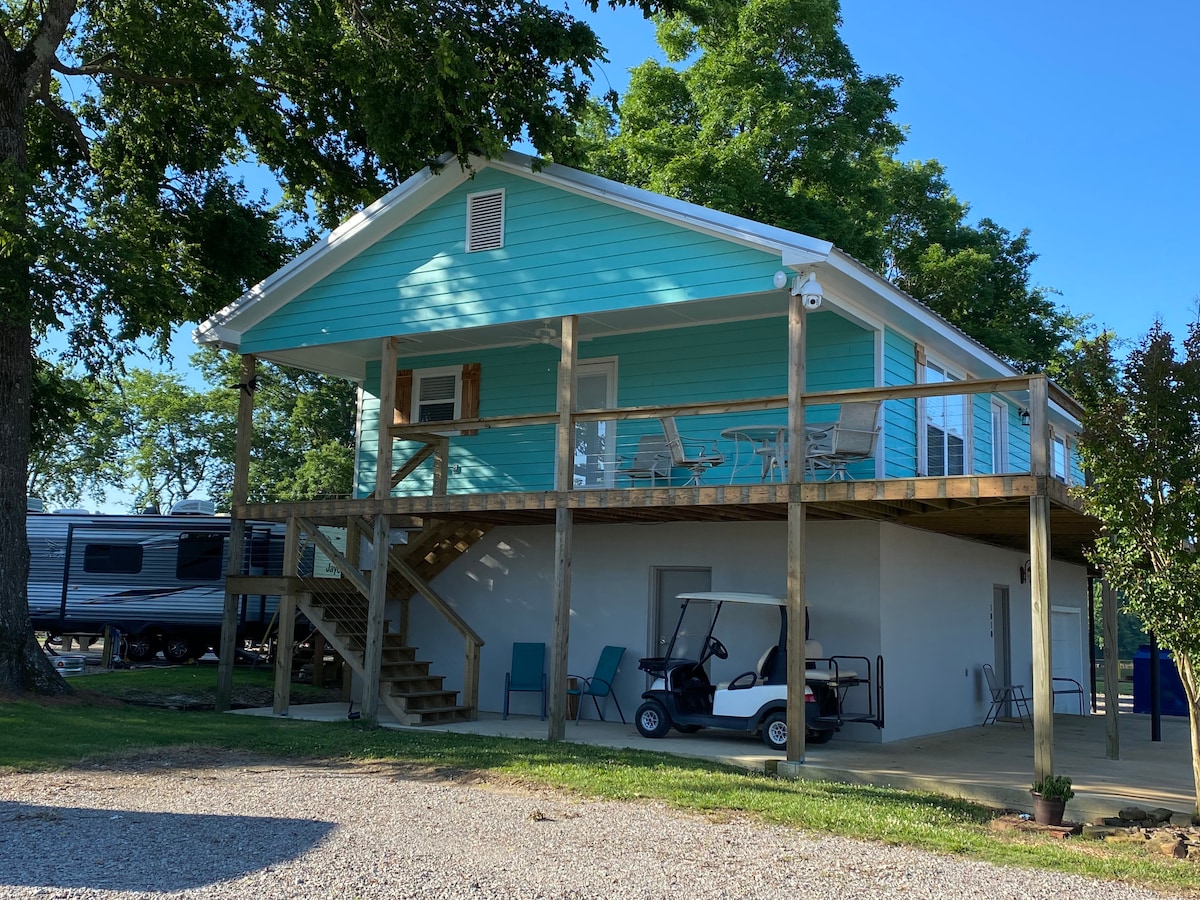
top-left (198, 152), bottom-right (1096, 770)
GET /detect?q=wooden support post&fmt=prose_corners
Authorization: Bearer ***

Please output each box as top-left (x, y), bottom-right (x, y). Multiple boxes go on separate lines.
top-left (1028, 375), bottom-right (1053, 780)
top-left (273, 517), bottom-right (301, 716)
top-left (463, 640), bottom-right (481, 717)
top-left (786, 287), bottom-right (808, 763)
top-left (101, 625), bottom-right (114, 669)
top-left (433, 436), bottom-right (450, 496)
top-left (218, 354), bottom-right (256, 712)
top-left (362, 512), bottom-right (390, 720)
top-left (548, 315), bottom-right (577, 742)
top-left (377, 337), bottom-right (399, 501)
top-left (1102, 578), bottom-right (1121, 759)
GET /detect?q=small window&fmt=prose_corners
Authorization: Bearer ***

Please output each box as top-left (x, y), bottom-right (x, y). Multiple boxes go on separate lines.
top-left (466, 189), bottom-right (505, 252)
top-left (414, 369), bottom-right (461, 424)
top-left (1052, 434), bottom-right (1069, 484)
top-left (83, 543), bottom-right (143, 575)
top-left (176, 532), bottom-right (225, 581)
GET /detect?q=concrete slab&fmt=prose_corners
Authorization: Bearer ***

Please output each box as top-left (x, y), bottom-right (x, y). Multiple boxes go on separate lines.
top-left (233, 703), bottom-right (1196, 826)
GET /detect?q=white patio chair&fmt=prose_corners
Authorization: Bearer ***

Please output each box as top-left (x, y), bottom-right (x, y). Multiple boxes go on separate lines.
top-left (660, 417), bottom-right (725, 485)
top-left (804, 401), bottom-right (883, 480)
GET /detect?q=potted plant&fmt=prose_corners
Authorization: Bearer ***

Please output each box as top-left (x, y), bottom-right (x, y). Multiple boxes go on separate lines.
top-left (1031, 774), bottom-right (1074, 825)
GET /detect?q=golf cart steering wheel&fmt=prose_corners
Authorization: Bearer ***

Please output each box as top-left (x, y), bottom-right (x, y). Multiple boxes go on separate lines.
top-left (705, 636), bottom-right (729, 661)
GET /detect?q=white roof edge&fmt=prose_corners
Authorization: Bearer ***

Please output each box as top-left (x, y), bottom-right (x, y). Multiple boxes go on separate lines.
top-left (824, 250), bottom-right (1082, 425)
top-left (198, 150), bottom-right (835, 341)
top-left (198, 152), bottom-right (469, 336)
top-left (491, 151), bottom-right (833, 262)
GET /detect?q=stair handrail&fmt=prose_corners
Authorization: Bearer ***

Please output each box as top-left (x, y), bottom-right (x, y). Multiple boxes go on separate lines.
top-left (387, 546), bottom-right (484, 647)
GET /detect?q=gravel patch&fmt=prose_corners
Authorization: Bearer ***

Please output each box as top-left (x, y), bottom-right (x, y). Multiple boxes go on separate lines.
top-left (0, 750), bottom-right (1186, 899)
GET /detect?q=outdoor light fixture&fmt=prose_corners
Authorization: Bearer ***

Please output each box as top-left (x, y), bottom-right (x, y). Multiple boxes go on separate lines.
top-left (792, 272), bottom-right (824, 310)
top-left (773, 270), bottom-right (788, 290)
top-left (1018, 407), bottom-right (1031, 427)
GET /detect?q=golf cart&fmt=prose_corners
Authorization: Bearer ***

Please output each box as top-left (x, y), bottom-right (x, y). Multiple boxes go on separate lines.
top-left (635, 592), bottom-right (884, 751)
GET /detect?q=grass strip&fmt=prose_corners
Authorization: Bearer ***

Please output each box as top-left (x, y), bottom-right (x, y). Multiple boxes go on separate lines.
top-left (1, 695), bottom-right (1195, 893)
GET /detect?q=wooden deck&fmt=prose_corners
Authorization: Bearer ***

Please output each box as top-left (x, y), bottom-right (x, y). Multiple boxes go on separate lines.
top-left (238, 474), bottom-right (1097, 567)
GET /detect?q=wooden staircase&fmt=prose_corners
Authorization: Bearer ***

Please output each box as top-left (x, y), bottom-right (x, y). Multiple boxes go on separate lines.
top-left (296, 586), bottom-right (471, 725)
top-left (291, 519), bottom-right (492, 726)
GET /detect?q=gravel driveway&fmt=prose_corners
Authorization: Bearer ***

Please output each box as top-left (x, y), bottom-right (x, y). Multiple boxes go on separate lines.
top-left (0, 750), bottom-right (1186, 899)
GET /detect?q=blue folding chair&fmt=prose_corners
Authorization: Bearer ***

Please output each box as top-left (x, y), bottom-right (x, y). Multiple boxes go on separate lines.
top-left (568, 645), bottom-right (626, 723)
top-left (504, 642), bottom-right (547, 720)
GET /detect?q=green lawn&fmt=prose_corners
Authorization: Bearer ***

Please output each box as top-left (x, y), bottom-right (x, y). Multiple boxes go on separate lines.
top-left (3, 673), bottom-right (1197, 894)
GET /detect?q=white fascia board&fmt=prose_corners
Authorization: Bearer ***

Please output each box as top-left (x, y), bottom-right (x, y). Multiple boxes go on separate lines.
top-left (492, 151), bottom-right (832, 265)
top-left (197, 153), bottom-right (470, 340)
top-left (192, 321), bottom-right (241, 350)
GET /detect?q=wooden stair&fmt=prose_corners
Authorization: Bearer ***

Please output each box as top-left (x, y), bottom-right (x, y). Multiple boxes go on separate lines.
top-left (296, 583), bottom-right (471, 725)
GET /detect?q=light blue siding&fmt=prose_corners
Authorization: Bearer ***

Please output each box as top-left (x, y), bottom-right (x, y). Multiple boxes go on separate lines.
top-left (243, 168), bottom-right (783, 355)
top-left (357, 313), bottom-right (878, 495)
top-left (971, 395), bottom-right (992, 474)
top-left (882, 329), bottom-right (917, 477)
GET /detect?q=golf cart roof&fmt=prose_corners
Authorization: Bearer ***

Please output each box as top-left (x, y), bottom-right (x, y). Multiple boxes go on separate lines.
top-left (675, 592), bottom-right (786, 607)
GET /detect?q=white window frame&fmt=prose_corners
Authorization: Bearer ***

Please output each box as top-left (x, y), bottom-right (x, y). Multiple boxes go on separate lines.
top-left (919, 356), bottom-right (970, 477)
top-left (990, 399), bottom-right (1010, 474)
top-left (572, 357), bottom-right (618, 489)
top-left (411, 366), bottom-right (462, 426)
top-left (1052, 429), bottom-right (1070, 484)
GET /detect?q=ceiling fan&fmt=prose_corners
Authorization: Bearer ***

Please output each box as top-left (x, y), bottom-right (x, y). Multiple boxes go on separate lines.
top-left (521, 321), bottom-right (562, 348)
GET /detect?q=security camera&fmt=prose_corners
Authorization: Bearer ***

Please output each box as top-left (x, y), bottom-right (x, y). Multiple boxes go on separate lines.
top-left (792, 272), bottom-right (824, 310)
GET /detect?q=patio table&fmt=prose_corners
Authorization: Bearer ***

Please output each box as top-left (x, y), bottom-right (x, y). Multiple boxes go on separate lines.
top-left (720, 424), bottom-right (834, 482)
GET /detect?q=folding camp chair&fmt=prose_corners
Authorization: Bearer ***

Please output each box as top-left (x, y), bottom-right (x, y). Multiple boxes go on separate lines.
top-left (982, 663), bottom-right (1032, 728)
top-left (567, 645), bottom-right (626, 723)
top-left (504, 641), bottom-right (547, 720)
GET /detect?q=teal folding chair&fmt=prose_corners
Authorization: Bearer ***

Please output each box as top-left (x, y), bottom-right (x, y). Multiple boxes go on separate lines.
top-left (568, 645), bottom-right (626, 723)
top-left (504, 642), bottom-right (547, 720)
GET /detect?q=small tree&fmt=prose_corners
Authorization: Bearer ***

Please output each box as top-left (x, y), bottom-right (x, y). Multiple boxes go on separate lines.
top-left (1072, 319), bottom-right (1200, 819)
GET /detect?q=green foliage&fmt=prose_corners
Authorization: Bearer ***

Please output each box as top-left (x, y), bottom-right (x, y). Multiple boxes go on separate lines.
top-left (1031, 774), bottom-right (1074, 802)
top-left (582, 0), bottom-right (1081, 371)
top-left (1071, 319), bottom-right (1200, 814)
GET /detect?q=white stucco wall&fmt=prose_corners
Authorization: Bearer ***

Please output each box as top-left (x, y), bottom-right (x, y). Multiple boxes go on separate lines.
top-left (878, 523), bottom-right (1089, 741)
top-left (394, 518), bottom-right (1088, 742)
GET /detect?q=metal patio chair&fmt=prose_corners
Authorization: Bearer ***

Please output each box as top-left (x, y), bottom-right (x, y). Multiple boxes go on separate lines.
top-left (504, 641), bottom-right (547, 720)
top-left (567, 645), bottom-right (626, 723)
top-left (804, 401), bottom-right (883, 481)
top-left (982, 662), bottom-right (1032, 728)
top-left (660, 417), bottom-right (724, 485)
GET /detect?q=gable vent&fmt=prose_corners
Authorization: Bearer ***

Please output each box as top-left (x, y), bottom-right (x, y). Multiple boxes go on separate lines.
top-left (466, 189), bottom-right (505, 252)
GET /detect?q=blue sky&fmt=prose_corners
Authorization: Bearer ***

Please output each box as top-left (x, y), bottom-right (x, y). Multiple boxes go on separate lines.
top-left (586, 0), bottom-right (1200, 344)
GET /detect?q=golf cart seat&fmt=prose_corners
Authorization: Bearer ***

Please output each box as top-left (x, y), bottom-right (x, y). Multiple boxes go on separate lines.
top-left (803, 640), bottom-right (860, 682)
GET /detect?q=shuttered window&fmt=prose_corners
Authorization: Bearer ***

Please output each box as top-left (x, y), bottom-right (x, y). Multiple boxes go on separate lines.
top-left (466, 189), bottom-right (505, 252)
top-left (416, 371), bottom-right (459, 423)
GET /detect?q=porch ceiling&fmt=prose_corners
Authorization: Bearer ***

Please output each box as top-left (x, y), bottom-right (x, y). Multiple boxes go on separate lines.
top-left (238, 476), bottom-right (1100, 569)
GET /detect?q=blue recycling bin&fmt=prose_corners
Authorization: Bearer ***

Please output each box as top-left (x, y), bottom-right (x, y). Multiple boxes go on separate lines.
top-left (1132, 645), bottom-right (1188, 716)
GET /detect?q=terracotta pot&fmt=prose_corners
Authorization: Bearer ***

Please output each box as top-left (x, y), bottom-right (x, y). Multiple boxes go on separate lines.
top-left (1032, 792), bottom-right (1066, 826)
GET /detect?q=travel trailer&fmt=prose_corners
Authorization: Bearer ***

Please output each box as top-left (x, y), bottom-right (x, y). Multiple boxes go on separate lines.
top-left (28, 500), bottom-right (288, 662)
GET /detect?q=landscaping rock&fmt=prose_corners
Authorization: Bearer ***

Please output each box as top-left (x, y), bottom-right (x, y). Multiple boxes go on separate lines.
top-left (1150, 807), bottom-right (1177, 825)
top-left (1118, 805), bottom-right (1150, 821)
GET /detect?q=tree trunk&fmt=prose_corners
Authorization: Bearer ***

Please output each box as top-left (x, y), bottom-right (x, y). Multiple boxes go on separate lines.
top-left (1177, 654), bottom-right (1200, 822)
top-left (0, 39), bottom-right (66, 696)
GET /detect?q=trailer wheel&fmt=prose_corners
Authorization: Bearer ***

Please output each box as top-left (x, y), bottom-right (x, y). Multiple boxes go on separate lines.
top-left (162, 635), bottom-right (195, 664)
top-left (125, 633), bottom-right (157, 663)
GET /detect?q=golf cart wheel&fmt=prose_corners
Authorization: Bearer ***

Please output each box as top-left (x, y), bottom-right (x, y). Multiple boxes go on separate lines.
top-left (762, 711), bottom-right (788, 751)
top-left (635, 700), bottom-right (672, 739)
top-left (125, 632), bottom-right (157, 663)
top-left (806, 727), bottom-right (835, 745)
top-left (674, 724), bottom-right (702, 734)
